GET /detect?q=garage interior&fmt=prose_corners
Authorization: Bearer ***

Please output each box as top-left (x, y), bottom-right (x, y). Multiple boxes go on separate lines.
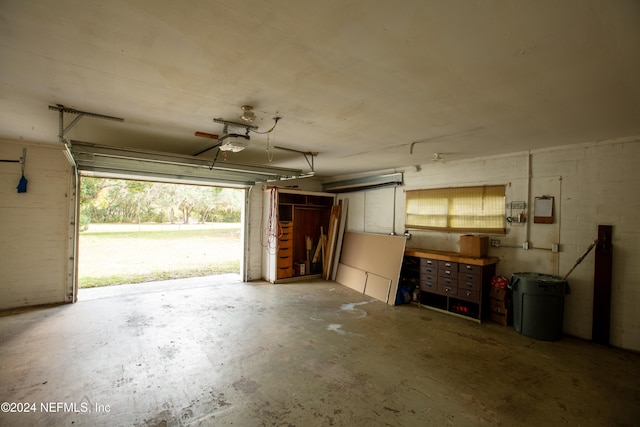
top-left (1, 1), bottom-right (640, 426)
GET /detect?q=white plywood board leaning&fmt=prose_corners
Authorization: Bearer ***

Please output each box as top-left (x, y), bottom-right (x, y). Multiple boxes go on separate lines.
top-left (335, 263), bottom-right (367, 293)
top-left (336, 232), bottom-right (407, 305)
top-left (363, 272), bottom-right (392, 303)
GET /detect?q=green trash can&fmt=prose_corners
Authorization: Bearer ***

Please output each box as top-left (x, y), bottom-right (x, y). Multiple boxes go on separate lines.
top-left (508, 272), bottom-right (571, 341)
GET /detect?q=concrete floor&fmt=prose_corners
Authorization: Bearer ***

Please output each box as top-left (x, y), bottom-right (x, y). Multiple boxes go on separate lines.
top-left (0, 275), bottom-right (638, 427)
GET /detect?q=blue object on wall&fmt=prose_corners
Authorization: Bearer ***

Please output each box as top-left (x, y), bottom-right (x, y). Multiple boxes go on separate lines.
top-left (17, 175), bottom-right (28, 193)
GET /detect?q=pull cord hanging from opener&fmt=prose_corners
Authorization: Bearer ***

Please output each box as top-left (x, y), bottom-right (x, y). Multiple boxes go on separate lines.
top-left (252, 116), bottom-right (280, 163)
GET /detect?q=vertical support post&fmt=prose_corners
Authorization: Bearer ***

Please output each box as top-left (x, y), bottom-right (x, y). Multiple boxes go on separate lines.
top-left (67, 168), bottom-right (80, 302)
top-left (241, 186), bottom-right (250, 282)
top-left (592, 225), bottom-right (613, 345)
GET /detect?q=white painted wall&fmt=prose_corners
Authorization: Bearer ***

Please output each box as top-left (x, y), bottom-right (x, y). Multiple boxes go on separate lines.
top-left (0, 139), bottom-right (74, 309)
top-left (335, 138), bottom-right (640, 352)
top-left (246, 183), bottom-right (265, 281)
top-left (337, 187), bottom-right (398, 234)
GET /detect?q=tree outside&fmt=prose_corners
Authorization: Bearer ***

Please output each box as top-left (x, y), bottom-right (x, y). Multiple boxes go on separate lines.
top-left (80, 178), bottom-right (243, 228)
top-left (78, 177), bottom-right (243, 288)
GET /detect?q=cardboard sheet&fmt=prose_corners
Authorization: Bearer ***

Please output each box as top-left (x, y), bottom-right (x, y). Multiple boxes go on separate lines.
top-left (336, 232), bottom-right (406, 305)
top-left (335, 263), bottom-right (367, 293)
top-left (363, 272), bottom-right (392, 303)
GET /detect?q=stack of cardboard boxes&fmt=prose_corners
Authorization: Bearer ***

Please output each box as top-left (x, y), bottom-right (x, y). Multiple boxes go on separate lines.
top-left (488, 276), bottom-right (512, 325)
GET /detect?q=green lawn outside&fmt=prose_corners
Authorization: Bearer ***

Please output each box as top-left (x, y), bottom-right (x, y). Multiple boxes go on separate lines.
top-left (78, 226), bottom-right (241, 288)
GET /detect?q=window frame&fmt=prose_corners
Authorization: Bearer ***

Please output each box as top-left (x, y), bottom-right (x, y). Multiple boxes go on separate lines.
top-left (405, 185), bottom-right (506, 234)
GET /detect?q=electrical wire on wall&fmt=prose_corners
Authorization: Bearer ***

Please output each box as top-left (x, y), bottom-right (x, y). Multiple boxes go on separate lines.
top-left (261, 187), bottom-right (283, 254)
top-left (250, 116), bottom-right (280, 135)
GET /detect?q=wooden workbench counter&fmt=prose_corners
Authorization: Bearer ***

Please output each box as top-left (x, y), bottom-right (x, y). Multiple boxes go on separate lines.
top-left (404, 247), bottom-right (499, 266)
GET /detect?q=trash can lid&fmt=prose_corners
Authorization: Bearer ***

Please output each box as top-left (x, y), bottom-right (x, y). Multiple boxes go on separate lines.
top-left (512, 272), bottom-right (566, 283)
top-left (511, 272), bottom-right (571, 295)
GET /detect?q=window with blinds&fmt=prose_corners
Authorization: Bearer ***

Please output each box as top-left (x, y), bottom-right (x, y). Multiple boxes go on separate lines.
top-left (405, 185), bottom-right (506, 233)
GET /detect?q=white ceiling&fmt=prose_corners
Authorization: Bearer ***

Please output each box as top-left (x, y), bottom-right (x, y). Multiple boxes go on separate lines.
top-left (1, 0), bottom-right (639, 178)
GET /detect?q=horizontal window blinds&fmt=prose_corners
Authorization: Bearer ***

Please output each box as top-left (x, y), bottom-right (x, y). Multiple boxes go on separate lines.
top-left (406, 185), bottom-right (505, 233)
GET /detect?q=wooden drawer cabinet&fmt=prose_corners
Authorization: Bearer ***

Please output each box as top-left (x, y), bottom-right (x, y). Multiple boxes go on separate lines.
top-left (277, 265), bottom-right (293, 279)
top-left (421, 272), bottom-right (437, 283)
top-left (459, 263), bottom-right (481, 274)
top-left (437, 275), bottom-right (458, 288)
top-left (420, 258), bottom-right (437, 275)
top-left (458, 272), bottom-right (481, 290)
top-left (438, 266), bottom-right (457, 278)
top-left (438, 260), bottom-right (456, 270)
top-left (404, 248), bottom-right (499, 322)
top-left (421, 258), bottom-right (437, 267)
top-left (420, 280), bottom-right (437, 292)
top-left (276, 221), bottom-right (293, 279)
top-left (422, 265), bottom-right (437, 275)
top-left (457, 288), bottom-right (480, 302)
top-left (278, 221), bottom-right (292, 235)
top-left (439, 283), bottom-right (457, 295)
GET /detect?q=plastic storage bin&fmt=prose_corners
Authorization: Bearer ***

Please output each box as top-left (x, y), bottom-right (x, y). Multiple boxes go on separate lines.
top-left (509, 272), bottom-right (571, 341)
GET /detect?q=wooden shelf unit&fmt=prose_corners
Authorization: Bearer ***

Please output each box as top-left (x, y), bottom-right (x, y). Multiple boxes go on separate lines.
top-left (401, 248), bottom-right (499, 322)
top-left (263, 188), bottom-right (336, 283)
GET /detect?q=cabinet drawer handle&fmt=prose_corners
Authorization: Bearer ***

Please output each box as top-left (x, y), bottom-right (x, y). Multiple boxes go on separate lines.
top-left (445, 270), bottom-right (451, 275)
top-left (465, 265), bottom-right (473, 270)
top-left (444, 286), bottom-right (453, 292)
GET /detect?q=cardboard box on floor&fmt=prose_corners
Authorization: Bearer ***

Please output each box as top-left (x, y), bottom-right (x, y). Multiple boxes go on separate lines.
top-left (489, 305), bottom-right (512, 326)
top-left (489, 286), bottom-right (511, 302)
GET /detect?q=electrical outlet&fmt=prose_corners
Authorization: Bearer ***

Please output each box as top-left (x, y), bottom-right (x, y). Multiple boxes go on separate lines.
top-left (522, 241), bottom-right (529, 250)
top-left (552, 243), bottom-right (559, 253)
top-left (490, 239), bottom-right (501, 247)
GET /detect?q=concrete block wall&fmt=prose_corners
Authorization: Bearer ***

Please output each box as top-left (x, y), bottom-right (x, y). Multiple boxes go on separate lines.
top-left (245, 183), bottom-right (264, 281)
top-left (337, 187), bottom-right (398, 234)
top-left (0, 139), bottom-right (74, 309)
top-left (335, 137), bottom-right (640, 352)
top-left (536, 139), bottom-right (640, 350)
top-left (398, 153), bottom-right (534, 273)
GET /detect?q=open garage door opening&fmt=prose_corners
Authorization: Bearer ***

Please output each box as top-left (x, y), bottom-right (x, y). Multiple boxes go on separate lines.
top-left (78, 176), bottom-right (244, 289)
